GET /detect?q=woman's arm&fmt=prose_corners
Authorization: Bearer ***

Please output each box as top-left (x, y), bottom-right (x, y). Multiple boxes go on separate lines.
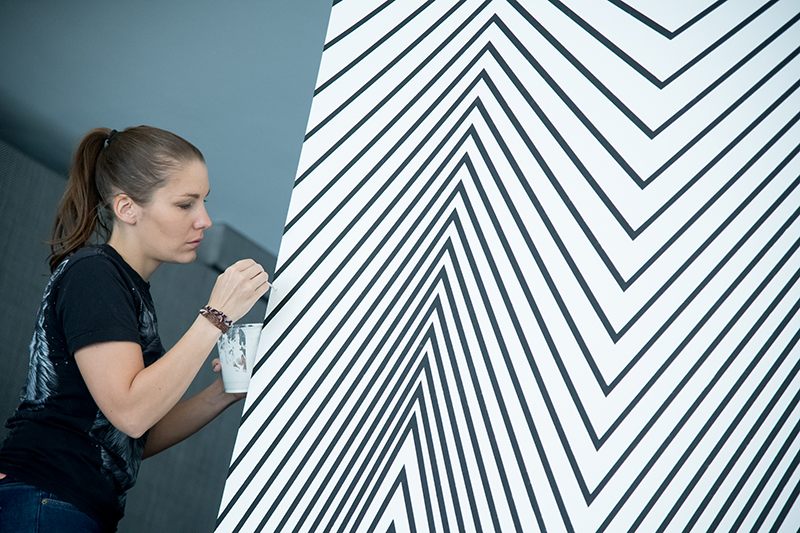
top-left (75, 316), bottom-right (221, 438)
top-left (75, 259), bottom-right (268, 439)
top-left (143, 364), bottom-right (243, 458)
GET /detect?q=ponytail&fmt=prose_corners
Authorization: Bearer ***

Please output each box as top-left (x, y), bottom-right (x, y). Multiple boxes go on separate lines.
top-left (49, 128), bottom-right (113, 273)
top-left (48, 125), bottom-right (204, 273)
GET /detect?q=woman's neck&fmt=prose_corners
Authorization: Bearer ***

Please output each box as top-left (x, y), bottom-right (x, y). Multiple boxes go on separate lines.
top-left (107, 231), bottom-right (161, 282)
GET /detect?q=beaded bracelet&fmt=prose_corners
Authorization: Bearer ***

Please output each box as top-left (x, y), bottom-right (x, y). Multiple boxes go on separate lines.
top-left (199, 305), bottom-right (233, 334)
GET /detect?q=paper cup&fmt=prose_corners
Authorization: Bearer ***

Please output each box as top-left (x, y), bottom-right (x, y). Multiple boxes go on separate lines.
top-left (216, 323), bottom-right (262, 393)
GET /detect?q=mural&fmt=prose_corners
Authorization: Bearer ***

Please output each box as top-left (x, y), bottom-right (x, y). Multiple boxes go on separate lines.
top-left (217, 0), bottom-right (800, 531)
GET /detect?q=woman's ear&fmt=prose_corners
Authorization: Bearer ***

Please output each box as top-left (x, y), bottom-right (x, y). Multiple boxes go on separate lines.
top-left (113, 194), bottom-right (138, 225)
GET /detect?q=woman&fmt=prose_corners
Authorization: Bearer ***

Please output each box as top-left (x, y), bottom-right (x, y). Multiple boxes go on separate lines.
top-left (0, 125), bottom-right (270, 532)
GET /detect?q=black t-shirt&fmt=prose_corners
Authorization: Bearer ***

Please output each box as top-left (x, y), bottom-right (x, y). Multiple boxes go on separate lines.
top-left (0, 244), bottom-right (165, 532)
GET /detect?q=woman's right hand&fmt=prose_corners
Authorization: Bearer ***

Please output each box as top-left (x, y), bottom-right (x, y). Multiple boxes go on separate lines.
top-left (206, 259), bottom-right (270, 323)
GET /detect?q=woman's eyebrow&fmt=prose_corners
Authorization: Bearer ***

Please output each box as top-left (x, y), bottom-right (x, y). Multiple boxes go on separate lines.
top-left (177, 190), bottom-right (210, 199)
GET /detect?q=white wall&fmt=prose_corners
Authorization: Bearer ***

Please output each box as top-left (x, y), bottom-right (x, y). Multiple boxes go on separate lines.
top-left (218, 1), bottom-right (800, 531)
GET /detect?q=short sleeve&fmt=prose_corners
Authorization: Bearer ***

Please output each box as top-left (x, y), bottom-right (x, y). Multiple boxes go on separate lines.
top-left (55, 255), bottom-right (142, 355)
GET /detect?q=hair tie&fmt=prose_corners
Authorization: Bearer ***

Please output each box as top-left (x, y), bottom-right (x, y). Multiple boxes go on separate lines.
top-left (106, 129), bottom-right (118, 147)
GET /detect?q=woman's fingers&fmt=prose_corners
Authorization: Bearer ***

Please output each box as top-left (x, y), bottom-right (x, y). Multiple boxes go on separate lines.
top-left (231, 259), bottom-right (268, 288)
top-left (206, 259), bottom-right (270, 322)
top-left (242, 261), bottom-right (270, 287)
top-left (243, 263), bottom-right (271, 294)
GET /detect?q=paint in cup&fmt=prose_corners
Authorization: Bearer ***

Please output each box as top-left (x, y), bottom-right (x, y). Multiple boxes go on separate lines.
top-left (216, 323), bottom-right (262, 393)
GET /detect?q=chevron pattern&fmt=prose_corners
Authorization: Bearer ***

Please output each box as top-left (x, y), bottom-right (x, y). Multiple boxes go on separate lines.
top-left (216, 1), bottom-right (800, 531)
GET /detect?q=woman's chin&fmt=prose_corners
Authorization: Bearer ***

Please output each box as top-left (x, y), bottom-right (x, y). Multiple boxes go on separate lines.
top-left (170, 249), bottom-right (198, 264)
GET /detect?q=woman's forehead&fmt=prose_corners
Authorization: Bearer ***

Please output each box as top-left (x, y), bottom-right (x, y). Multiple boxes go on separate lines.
top-left (160, 160), bottom-right (209, 194)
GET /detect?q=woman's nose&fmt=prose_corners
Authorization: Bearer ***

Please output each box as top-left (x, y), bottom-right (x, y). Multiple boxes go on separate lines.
top-left (196, 203), bottom-right (212, 229)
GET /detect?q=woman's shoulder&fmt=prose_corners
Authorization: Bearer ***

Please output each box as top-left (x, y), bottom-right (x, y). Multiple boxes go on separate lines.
top-left (53, 245), bottom-right (137, 294)
top-left (50, 245), bottom-right (151, 315)
top-left (59, 244), bottom-right (137, 276)
top-left (57, 245), bottom-right (116, 276)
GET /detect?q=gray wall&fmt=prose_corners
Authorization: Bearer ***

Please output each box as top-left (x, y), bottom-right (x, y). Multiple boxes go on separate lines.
top-left (0, 0), bottom-right (330, 255)
top-left (0, 138), bottom-right (275, 532)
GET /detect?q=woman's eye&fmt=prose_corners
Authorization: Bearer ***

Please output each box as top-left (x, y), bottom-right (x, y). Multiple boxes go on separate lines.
top-left (178, 204), bottom-right (192, 210)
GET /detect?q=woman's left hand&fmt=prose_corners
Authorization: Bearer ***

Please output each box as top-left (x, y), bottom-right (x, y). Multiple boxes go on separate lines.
top-left (211, 358), bottom-right (246, 401)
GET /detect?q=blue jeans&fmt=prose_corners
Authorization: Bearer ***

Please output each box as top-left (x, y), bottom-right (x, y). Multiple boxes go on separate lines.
top-left (0, 476), bottom-right (103, 533)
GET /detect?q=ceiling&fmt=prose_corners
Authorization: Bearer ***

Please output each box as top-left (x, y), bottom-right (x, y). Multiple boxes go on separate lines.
top-left (0, 0), bottom-right (332, 256)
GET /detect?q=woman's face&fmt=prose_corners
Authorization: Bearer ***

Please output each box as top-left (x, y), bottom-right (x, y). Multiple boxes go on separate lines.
top-left (135, 159), bottom-right (212, 267)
